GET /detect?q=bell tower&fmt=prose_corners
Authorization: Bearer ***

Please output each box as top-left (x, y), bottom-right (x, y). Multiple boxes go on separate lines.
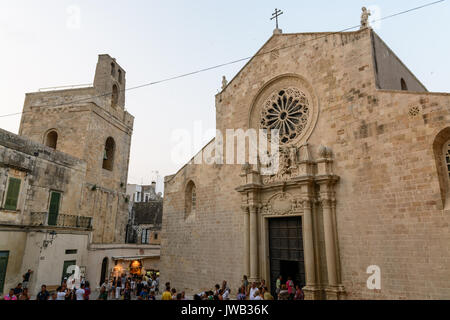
top-left (93, 54), bottom-right (126, 110)
top-left (18, 54), bottom-right (134, 244)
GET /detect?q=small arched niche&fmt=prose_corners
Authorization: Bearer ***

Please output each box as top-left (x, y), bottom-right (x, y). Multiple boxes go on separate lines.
top-left (102, 137), bottom-right (116, 171)
top-left (401, 78), bottom-right (408, 91)
top-left (44, 130), bottom-right (58, 149)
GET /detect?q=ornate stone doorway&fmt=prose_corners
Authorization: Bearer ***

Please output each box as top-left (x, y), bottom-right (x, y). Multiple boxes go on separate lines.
top-left (237, 144), bottom-right (346, 300)
top-left (268, 217), bottom-right (305, 297)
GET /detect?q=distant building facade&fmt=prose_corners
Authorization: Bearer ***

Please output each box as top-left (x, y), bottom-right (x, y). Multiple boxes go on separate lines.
top-left (0, 55), bottom-right (157, 295)
top-left (126, 183), bottom-right (163, 245)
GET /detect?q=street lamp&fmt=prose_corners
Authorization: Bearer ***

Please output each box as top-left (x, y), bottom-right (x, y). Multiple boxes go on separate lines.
top-left (43, 230), bottom-right (57, 248)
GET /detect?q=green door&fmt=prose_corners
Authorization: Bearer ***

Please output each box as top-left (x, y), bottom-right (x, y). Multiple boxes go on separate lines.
top-left (62, 260), bottom-right (76, 283)
top-left (0, 251), bottom-right (9, 294)
top-left (48, 192), bottom-right (61, 226)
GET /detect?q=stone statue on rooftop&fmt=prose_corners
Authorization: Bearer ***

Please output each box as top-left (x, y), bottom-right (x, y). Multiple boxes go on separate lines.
top-left (222, 76), bottom-right (228, 90)
top-left (360, 7), bottom-right (371, 29)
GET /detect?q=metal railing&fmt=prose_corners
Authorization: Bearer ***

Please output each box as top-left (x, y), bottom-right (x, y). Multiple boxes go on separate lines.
top-left (30, 212), bottom-right (92, 230)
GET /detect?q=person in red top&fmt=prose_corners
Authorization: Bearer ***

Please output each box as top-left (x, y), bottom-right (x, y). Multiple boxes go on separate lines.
top-left (84, 281), bottom-right (91, 300)
top-left (286, 277), bottom-right (295, 300)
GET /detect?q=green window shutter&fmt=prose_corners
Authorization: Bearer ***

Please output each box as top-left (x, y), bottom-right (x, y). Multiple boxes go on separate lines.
top-left (4, 178), bottom-right (21, 210)
top-left (48, 192), bottom-right (61, 226)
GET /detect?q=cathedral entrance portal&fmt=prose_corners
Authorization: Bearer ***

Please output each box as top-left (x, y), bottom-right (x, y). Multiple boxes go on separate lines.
top-left (268, 217), bottom-right (305, 297)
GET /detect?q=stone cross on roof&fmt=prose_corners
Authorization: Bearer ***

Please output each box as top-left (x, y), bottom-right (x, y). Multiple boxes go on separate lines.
top-left (271, 8), bottom-right (283, 34)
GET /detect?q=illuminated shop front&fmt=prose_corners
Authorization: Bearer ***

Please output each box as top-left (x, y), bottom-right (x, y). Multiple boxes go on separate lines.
top-left (111, 254), bottom-right (160, 278)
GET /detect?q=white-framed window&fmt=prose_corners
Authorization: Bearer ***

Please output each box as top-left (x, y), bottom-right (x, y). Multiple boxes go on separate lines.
top-left (141, 229), bottom-right (150, 244)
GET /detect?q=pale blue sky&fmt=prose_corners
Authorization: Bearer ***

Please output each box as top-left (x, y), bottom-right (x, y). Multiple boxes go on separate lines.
top-left (0, 0), bottom-right (448, 192)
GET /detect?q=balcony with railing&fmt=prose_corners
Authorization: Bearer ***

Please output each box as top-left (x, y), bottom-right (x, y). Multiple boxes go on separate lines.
top-left (30, 212), bottom-right (93, 230)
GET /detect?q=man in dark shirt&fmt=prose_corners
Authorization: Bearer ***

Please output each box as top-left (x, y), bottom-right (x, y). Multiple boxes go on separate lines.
top-left (36, 285), bottom-right (50, 301)
top-left (13, 283), bottom-right (23, 296)
top-left (136, 279), bottom-right (143, 297)
top-left (22, 269), bottom-right (33, 289)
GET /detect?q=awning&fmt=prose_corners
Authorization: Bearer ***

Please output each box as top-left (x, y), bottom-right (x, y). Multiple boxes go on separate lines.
top-left (112, 254), bottom-right (159, 261)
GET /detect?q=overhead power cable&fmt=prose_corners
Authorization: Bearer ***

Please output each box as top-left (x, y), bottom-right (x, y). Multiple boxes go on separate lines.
top-left (0, 0), bottom-right (445, 119)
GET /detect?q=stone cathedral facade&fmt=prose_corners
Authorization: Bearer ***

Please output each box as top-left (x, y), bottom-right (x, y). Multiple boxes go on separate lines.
top-left (161, 28), bottom-right (450, 299)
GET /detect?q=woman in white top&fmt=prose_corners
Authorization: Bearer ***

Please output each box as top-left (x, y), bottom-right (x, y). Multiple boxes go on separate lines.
top-left (56, 287), bottom-right (66, 300)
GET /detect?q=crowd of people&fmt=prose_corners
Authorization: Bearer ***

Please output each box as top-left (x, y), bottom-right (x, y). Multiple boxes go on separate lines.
top-left (0, 268), bottom-right (93, 301)
top-left (1, 269), bottom-right (305, 301)
top-left (98, 273), bottom-right (160, 300)
top-left (170, 275), bottom-right (304, 301)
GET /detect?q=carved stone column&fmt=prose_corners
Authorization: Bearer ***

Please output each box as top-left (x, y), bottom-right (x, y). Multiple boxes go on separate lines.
top-left (301, 198), bottom-right (321, 299)
top-left (320, 191), bottom-right (345, 300)
top-left (249, 204), bottom-right (259, 282)
top-left (322, 198), bottom-right (338, 286)
top-left (242, 205), bottom-right (250, 278)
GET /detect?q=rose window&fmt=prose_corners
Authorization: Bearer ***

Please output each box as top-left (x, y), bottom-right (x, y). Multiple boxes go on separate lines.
top-left (260, 87), bottom-right (310, 144)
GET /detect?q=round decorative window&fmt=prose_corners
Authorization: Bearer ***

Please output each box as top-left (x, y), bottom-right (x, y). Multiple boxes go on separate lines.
top-left (260, 87), bottom-right (310, 144)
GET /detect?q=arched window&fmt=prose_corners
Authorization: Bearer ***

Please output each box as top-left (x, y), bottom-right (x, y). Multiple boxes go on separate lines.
top-left (185, 181), bottom-right (196, 216)
top-left (401, 78), bottom-right (408, 91)
top-left (102, 137), bottom-right (115, 171)
top-left (111, 62), bottom-right (116, 76)
top-left (433, 128), bottom-right (450, 209)
top-left (45, 130), bottom-right (58, 149)
top-left (118, 69), bottom-right (122, 84)
top-left (112, 84), bottom-right (119, 108)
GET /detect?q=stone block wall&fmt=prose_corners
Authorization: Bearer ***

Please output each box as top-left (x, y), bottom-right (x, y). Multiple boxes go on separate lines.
top-left (161, 28), bottom-right (450, 299)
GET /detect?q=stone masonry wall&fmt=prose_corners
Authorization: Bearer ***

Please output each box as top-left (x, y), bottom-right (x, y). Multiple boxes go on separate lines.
top-left (161, 28), bottom-right (450, 299)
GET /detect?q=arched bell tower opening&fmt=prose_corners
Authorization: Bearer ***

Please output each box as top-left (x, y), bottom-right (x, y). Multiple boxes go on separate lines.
top-left (44, 130), bottom-right (58, 149)
top-left (102, 137), bottom-right (116, 171)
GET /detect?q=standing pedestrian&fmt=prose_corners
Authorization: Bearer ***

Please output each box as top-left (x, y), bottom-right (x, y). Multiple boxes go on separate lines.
top-left (237, 286), bottom-right (246, 300)
top-left (161, 283), bottom-right (172, 300)
top-left (262, 287), bottom-right (274, 300)
top-left (286, 277), bottom-right (295, 300)
top-left (36, 285), bottom-right (50, 301)
top-left (84, 281), bottom-right (91, 300)
top-left (75, 283), bottom-right (86, 300)
top-left (22, 269), bottom-right (33, 289)
top-left (276, 275), bottom-right (282, 299)
top-left (123, 283), bottom-right (132, 301)
top-left (242, 275), bottom-right (249, 294)
top-left (249, 282), bottom-right (258, 301)
top-left (56, 287), bottom-right (66, 300)
top-left (115, 278), bottom-right (122, 300)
